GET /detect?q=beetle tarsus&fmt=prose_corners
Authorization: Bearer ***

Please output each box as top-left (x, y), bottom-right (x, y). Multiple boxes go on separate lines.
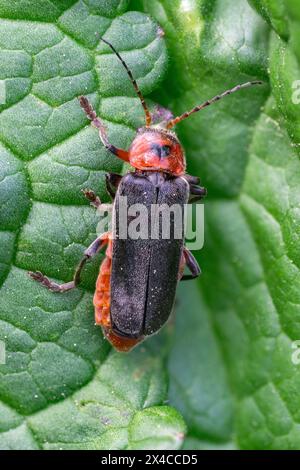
top-left (28, 271), bottom-right (75, 292)
top-left (82, 188), bottom-right (102, 208)
top-left (78, 96), bottom-right (96, 121)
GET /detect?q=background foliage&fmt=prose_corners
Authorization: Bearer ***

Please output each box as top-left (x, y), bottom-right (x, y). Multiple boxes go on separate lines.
top-left (0, 0), bottom-right (299, 450)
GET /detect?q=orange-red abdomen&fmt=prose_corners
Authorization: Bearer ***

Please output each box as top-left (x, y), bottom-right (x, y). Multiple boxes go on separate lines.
top-left (93, 236), bottom-right (143, 352)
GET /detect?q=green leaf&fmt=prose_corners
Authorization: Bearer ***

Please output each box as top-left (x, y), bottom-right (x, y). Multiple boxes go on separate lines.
top-left (0, 0), bottom-right (185, 450)
top-left (248, 0), bottom-right (289, 39)
top-left (1, 349), bottom-right (185, 450)
top-left (137, 0), bottom-right (300, 450)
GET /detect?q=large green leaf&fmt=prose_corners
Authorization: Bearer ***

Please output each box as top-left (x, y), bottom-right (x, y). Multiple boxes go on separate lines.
top-left (0, 0), bottom-right (186, 450)
top-left (137, 0), bottom-right (300, 450)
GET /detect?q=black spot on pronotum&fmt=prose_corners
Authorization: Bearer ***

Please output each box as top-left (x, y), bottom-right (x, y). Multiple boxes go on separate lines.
top-left (151, 143), bottom-right (171, 158)
top-left (161, 145), bottom-right (171, 157)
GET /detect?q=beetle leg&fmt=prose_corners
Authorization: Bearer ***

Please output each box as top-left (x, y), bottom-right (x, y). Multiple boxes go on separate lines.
top-left (82, 188), bottom-right (112, 217)
top-left (79, 96), bottom-right (129, 162)
top-left (28, 233), bottom-right (109, 292)
top-left (180, 247), bottom-right (201, 281)
top-left (183, 174), bottom-right (200, 185)
top-left (105, 173), bottom-right (122, 200)
top-left (182, 174), bottom-right (207, 202)
top-left (189, 184), bottom-right (207, 202)
top-left (82, 188), bottom-right (102, 209)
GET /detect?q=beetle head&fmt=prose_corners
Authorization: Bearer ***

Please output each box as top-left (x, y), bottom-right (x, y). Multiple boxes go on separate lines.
top-left (128, 127), bottom-right (186, 176)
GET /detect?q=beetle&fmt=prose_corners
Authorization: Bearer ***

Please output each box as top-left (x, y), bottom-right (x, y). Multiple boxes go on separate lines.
top-left (29, 37), bottom-right (263, 352)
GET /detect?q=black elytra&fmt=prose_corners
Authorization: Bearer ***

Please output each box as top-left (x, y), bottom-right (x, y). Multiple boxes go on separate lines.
top-left (110, 171), bottom-right (189, 338)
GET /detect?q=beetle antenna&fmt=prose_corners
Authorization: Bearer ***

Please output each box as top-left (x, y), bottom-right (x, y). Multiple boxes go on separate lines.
top-left (166, 80), bottom-right (263, 129)
top-left (100, 37), bottom-right (152, 127)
